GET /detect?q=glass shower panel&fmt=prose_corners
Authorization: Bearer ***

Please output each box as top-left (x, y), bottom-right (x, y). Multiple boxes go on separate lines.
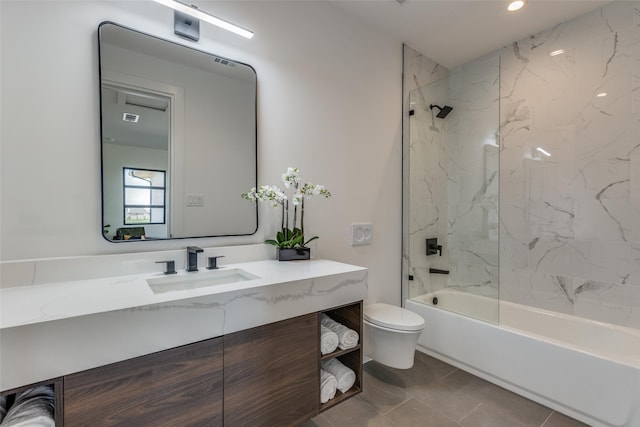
top-left (406, 55), bottom-right (500, 323)
top-left (407, 78), bottom-right (449, 302)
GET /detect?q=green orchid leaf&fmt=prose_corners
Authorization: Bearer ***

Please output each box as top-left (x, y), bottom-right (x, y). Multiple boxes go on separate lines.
top-left (290, 235), bottom-right (303, 247)
top-left (303, 236), bottom-right (319, 246)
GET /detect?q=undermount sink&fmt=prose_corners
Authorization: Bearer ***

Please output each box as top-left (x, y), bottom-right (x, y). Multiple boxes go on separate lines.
top-left (147, 268), bottom-right (260, 294)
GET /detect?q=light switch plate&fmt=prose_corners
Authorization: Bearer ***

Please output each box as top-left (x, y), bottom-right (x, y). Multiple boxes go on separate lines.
top-left (351, 223), bottom-right (373, 246)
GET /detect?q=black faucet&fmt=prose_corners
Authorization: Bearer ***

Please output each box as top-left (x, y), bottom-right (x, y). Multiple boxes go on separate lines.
top-left (186, 246), bottom-right (203, 272)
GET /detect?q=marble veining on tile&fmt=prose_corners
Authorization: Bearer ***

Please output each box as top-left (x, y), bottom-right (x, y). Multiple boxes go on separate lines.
top-left (499, 1), bottom-right (640, 329)
top-left (404, 1), bottom-right (639, 329)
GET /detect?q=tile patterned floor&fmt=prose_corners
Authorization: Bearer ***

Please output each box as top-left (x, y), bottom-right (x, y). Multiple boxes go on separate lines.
top-left (304, 352), bottom-right (589, 427)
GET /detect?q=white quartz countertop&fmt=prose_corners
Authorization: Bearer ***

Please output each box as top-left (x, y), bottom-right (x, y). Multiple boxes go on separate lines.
top-left (1, 259), bottom-right (366, 330)
top-left (1, 258), bottom-right (368, 390)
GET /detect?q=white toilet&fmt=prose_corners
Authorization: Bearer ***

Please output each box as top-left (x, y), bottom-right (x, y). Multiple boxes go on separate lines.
top-left (363, 303), bottom-right (425, 369)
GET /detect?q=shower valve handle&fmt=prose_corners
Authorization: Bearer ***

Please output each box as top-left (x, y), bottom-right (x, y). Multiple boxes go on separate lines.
top-left (426, 238), bottom-right (443, 256)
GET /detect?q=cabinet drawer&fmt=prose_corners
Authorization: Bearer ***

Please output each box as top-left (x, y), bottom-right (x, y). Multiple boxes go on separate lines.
top-left (224, 313), bottom-right (319, 426)
top-left (64, 337), bottom-right (223, 426)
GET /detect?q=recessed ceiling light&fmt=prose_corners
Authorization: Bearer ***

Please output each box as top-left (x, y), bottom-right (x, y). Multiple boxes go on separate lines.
top-left (550, 49), bottom-right (565, 57)
top-left (507, 0), bottom-right (526, 12)
top-left (596, 92), bottom-right (607, 97)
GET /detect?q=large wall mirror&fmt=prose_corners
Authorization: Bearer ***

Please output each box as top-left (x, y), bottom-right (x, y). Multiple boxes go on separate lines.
top-left (99, 22), bottom-right (257, 242)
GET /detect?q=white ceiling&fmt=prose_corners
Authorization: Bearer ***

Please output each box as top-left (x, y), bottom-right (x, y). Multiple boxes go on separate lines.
top-left (331, 0), bottom-right (613, 69)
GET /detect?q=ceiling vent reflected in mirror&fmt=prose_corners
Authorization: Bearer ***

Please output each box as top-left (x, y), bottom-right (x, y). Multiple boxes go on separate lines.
top-left (102, 85), bottom-right (170, 150)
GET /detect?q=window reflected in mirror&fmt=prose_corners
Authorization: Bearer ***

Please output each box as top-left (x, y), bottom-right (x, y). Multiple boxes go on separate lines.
top-left (123, 168), bottom-right (166, 225)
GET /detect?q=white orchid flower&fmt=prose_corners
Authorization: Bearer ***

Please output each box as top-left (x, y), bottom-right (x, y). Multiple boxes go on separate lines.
top-left (242, 167), bottom-right (331, 249)
top-left (282, 167), bottom-right (300, 189)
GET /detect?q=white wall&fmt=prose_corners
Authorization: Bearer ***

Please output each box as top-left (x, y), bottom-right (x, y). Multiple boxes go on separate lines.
top-left (0, 1), bottom-right (402, 305)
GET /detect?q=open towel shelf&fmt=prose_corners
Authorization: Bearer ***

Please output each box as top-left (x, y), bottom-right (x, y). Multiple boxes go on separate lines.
top-left (318, 301), bottom-right (363, 412)
top-left (320, 344), bottom-right (361, 361)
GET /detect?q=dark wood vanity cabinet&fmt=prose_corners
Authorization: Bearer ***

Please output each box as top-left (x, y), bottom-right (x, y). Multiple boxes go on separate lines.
top-left (223, 313), bottom-right (320, 426)
top-left (6, 302), bottom-right (362, 426)
top-left (63, 337), bottom-right (224, 426)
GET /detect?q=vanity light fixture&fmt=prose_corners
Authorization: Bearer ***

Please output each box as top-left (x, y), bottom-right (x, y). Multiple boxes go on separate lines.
top-left (536, 147), bottom-right (551, 157)
top-left (153, 0), bottom-right (254, 40)
top-left (507, 0), bottom-right (526, 12)
top-left (550, 49), bottom-right (565, 57)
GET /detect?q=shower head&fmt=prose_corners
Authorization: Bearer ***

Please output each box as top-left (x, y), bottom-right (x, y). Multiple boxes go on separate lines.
top-left (429, 104), bottom-right (453, 119)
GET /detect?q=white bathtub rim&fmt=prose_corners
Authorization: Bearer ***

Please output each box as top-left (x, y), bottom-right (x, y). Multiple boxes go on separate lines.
top-left (408, 296), bottom-right (640, 427)
top-left (410, 292), bottom-right (640, 369)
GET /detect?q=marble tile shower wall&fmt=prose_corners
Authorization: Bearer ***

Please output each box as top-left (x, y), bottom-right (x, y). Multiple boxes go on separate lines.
top-left (404, 2), bottom-right (640, 329)
top-left (499, 1), bottom-right (640, 328)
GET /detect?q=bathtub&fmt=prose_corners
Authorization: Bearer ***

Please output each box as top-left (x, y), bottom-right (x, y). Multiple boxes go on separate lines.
top-left (406, 289), bottom-right (640, 427)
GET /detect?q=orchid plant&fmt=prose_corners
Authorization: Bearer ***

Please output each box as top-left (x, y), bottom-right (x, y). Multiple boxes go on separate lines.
top-left (242, 167), bottom-right (331, 249)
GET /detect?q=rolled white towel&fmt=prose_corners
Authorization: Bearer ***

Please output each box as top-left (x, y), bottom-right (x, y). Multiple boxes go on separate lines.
top-left (320, 369), bottom-right (337, 403)
top-left (321, 358), bottom-right (356, 393)
top-left (321, 313), bottom-right (359, 350)
top-left (320, 325), bottom-right (339, 355)
top-left (2, 385), bottom-right (55, 427)
top-left (1, 395), bottom-right (7, 424)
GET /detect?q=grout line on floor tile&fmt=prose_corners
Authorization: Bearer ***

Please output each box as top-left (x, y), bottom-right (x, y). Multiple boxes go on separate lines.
top-left (380, 396), bottom-right (413, 416)
top-left (382, 413), bottom-right (401, 427)
top-left (420, 397), bottom-right (472, 425)
top-left (438, 366), bottom-right (460, 382)
top-left (539, 411), bottom-right (554, 427)
top-left (315, 413), bottom-right (337, 427)
top-left (457, 402), bottom-right (482, 425)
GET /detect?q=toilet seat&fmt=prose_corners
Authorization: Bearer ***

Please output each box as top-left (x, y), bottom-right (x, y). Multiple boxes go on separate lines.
top-left (364, 303), bottom-right (424, 332)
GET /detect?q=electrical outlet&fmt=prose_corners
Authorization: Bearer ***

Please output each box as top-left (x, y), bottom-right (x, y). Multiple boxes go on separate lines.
top-left (351, 223), bottom-right (373, 246)
top-left (186, 194), bottom-right (204, 206)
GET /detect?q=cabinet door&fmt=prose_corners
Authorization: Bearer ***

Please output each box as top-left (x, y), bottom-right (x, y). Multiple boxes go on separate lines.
top-left (64, 337), bottom-right (223, 427)
top-left (224, 313), bottom-right (319, 426)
